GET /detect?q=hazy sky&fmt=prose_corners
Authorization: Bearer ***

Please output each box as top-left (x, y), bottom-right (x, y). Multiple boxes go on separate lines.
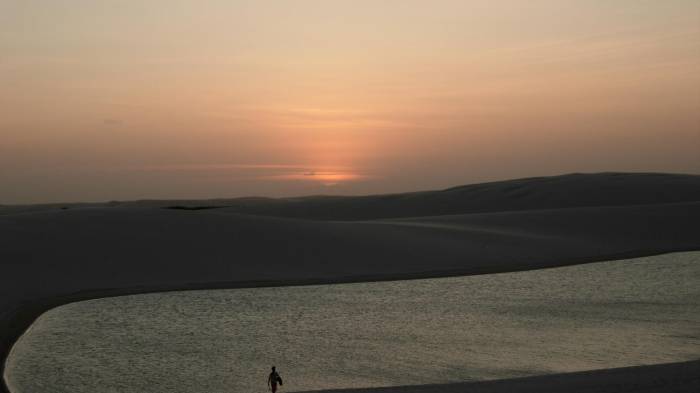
top-left (1, 1), bottom-right (699, 204)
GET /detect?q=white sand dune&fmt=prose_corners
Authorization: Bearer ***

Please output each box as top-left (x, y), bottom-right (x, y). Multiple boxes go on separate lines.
top-left (1, 173), bottom-right (700, 393)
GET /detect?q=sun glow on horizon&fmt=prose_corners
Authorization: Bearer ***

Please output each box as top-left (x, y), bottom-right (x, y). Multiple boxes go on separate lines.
top-left (273, 170), bottom-right (367, 186)
top-left (1, 0), bottom-right (699, 203)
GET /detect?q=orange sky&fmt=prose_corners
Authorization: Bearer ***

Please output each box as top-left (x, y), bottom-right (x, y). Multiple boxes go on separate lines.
top-left (1, 1), bottom-right (699, 203)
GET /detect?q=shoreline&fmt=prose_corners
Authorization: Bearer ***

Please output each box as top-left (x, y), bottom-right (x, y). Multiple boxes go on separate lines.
top-left (293, 359), bottom-right (700, 393)
top-left (4, 247), bottom-right (700, 393)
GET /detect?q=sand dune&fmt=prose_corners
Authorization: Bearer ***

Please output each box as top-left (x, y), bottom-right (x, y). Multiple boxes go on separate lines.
top-left (212, 172), bottom-right (700, 220)
top-left (2, 172), bottom-right (700, 218)
top-left (1, 173), bottom-right (700, 393)
top-left (294, 360), bottom-right (700, 393)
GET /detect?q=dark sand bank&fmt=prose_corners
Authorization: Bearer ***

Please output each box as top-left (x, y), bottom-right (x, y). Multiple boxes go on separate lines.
top-left (295, 360), bottom-right (700, 393)
top-left (2, 173), bottom-right (700, 392)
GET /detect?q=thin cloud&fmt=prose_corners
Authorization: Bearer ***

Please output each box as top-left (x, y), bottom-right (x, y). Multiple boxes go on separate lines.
top-left (139, 164), bottom-right (315, 172)
top-left (134, 164), bottom-right (368, 185)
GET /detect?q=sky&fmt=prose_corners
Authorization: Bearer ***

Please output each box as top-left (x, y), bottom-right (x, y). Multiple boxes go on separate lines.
top-left (1, 0), bottom-right (699, 204)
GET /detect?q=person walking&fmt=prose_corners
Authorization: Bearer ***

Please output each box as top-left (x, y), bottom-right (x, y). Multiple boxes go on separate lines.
top-left (268, 366), bottom-right (283, 393)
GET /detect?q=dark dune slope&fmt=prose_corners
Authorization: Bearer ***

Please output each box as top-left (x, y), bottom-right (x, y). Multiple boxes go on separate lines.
top-left (2, 172), bottom-right (700, 219)
top-left (198, 172), bottom-right (700, 220)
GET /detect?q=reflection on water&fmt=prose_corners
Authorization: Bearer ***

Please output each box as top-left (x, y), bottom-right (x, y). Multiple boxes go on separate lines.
top-left (6, 252), bottom-right (700, 393)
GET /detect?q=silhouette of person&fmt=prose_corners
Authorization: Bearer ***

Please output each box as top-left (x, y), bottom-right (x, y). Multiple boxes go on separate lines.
top-left (268, 366), bottom-right (283, 392)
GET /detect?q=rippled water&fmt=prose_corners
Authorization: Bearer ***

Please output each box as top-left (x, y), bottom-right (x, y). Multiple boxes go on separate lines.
top-left (6, 252), bottom-right (700, 393)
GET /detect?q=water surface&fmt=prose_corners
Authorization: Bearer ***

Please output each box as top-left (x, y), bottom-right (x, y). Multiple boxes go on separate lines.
top-left (6, 252), bottom-right (700, 393)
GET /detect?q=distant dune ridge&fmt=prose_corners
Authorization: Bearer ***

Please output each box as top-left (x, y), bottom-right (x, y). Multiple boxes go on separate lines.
top-left (2, 172), bottom-right (700, 218)
top-left (1, 172), bottom-right (700, 393)
top-left (206, 172), bottom-right (700, 220)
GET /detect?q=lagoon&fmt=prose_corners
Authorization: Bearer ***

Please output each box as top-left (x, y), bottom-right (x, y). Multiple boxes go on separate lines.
top-left (5, 252), bottom-right (700, 393)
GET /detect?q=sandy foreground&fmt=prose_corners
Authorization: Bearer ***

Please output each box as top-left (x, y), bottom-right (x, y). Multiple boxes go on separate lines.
top-left (296, 360), bottom-right (700, 393)
top-left (1, 173), bottom-right (699, 393)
